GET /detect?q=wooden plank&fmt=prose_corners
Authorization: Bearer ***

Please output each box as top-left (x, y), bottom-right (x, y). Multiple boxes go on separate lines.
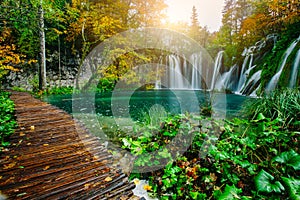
top-left (0, 91), bottom-right (135, 199)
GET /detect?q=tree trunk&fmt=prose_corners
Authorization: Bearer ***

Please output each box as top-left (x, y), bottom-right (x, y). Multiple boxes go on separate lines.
top-left (38, 0), bottom-right (46, 90)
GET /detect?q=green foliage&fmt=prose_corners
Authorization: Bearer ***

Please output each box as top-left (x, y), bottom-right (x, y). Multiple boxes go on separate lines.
top-left (215, 184), bottom-right (243, 200)
top-left (0, 91), bottom-right (17, 148)
top-left (254, 169), bottom-right (285, 194)
top-left (42, 86), bottom-right (75, 95)
top-left (273, 150), bottom-right (300, 171)
top-left (31, 86), bottom-right (76, 99)
top-left (121, 109), bottom-right (299, 199)
top-left (243, 88), bottom-right (300, 129)
top-left (121, 114), bottom-right (191, 170)
top-left (282, 177), bottom-right (300, 200)
top-left (97, 77), bottom-right (116, 93)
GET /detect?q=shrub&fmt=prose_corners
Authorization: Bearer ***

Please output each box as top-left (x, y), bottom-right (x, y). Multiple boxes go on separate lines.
top-left (0, 91), bottom-right (17, 147)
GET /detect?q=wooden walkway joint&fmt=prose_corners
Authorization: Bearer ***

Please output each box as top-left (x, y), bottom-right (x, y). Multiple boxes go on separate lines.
top-left (0, 91), bottom-right (135, 199)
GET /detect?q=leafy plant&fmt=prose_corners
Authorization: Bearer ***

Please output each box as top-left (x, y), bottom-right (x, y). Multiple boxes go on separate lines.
top-left (282, 177), bottom-right (300, 200)
top-left (215, 184), bottom-right (243, 200)
top-left (0, 91), bottom-right (17, 148)
top-left (243, 88), bottom-right (300, 129)
top-left (273, 150), bottom-right (300, 171)
top-left (254, 169), bottom-right (285, 194)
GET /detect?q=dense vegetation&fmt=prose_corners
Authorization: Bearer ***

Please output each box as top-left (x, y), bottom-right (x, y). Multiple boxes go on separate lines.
top-left (0, 91), bottom-right (17, 149)
top-left (120, 88), bottom-right (300, 199)
top-left (0, 0), bottom-right (299, 92)
top-left (0, 0), bottom-right (299, 199)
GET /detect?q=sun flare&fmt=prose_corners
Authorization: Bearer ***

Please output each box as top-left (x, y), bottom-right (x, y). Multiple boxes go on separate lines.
top-left (165, 0), bottom-right (224, 32)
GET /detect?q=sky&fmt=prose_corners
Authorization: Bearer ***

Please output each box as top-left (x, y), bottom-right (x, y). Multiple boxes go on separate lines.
top-left (165, 0), bottom-right (225, 32)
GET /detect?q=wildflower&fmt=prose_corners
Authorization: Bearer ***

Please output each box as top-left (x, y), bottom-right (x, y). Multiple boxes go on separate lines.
top-left (143, 184), bottom-right (152, 191)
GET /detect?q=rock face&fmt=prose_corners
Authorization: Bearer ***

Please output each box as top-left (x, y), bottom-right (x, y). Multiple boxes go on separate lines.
top-left (3, 63), bottom-right (79, 91)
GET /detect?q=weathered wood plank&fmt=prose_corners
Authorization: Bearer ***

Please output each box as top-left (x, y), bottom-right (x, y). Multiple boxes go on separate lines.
top-left (0, 91), bottom-right (135, 199)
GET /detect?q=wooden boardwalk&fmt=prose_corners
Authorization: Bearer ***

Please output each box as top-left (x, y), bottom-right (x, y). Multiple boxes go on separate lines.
top-left (0, 91), bottom-right (135, 199)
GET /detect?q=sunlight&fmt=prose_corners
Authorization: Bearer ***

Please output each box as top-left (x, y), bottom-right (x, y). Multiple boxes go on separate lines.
top-left (165, 0), bottom-right (224, 32)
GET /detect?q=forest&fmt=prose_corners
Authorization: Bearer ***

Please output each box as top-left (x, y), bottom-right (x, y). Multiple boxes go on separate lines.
top-left (0, 0), bottom-right (299, 92)
top-left (0, 0), bottom-right (300, 199)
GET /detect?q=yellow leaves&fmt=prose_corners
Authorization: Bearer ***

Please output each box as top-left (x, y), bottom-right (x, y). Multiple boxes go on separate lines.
top-left (84, 183), bottom-right (91, 189)
top-left (43, 166), bottom-right (50, 170)
top-left (210, 173), bottom-right (218, 182)
top-left (104, 176), bottom-right (113, 182)
top-left (28, 59), bottom-right (37, 65)
top-left (52, 28), bottom-right (63, 35)
top-left (3, 162), bottom-right (16, 170)
top-left (30, 126), bottom-right (35, 131)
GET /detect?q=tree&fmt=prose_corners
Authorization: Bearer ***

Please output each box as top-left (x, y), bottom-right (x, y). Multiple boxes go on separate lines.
top-left (128, 0), bottom-right (167, 27)
top-left (189, 6), bottom-right (201, 41)
top-left (0, 0), bottom-right (71, 90)
top-left (38, 0), bottom-right (46, 90)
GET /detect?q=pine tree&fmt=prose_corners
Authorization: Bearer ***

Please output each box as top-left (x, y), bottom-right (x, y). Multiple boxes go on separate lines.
top-left (189, 6), bottom-right (201, 42)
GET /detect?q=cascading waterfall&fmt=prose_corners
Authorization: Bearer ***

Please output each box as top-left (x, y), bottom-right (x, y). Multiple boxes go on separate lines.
top-left (236, 53), bottom-right (254, 93)
top-left (289, 49), bottom-right (300, 88)
top-left (191, 53), bottom-right (202, 89)
top-left (168, 55), bottom-right (185, 89)
top-left (265, 35), bottom-right (300, 92)
top-left (240, 70), bottom-right (262, 95)
top-left (155, 62), bottom-right (161, 89)
top-left (215, 64), bottom-right (238, 91)
top-left (211, 51), bottom-right (224, 90)
top-left (152, 34), bottom-right (299, 95)
top-left (237, 64), bottom-right (256, 93)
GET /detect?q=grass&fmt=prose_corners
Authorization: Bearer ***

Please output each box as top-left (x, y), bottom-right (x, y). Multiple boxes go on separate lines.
top-left (243, 88), bottom-right (300, 128)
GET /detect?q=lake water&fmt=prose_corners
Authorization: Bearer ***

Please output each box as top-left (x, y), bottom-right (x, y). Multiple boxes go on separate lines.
top-left (43, 90), bottom-right (251, 120)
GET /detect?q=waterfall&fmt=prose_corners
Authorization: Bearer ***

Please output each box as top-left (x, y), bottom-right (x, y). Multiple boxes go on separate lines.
top-left (168, 55), bottom-right (185, 89)
top-left (236, 53), bottom-right (254, 93)
top-left (237, 64), bottom-right (256, 93)
top-left (211, 51), bottom-right (224, 90)
top-left (151, 34), bottom-right (299, 94)
top-left (191, 53), bottom-right (202, 89)
top-left (289, 49), bottom-right (300, 88)
top-left (215, 64), bottom-right (238, 91)
top-left (155, 62), bottom-right (161, 89)
top-left (241, 70), bottom-right (262, 95)
top-left (266, 35), bottom-right (300, 92)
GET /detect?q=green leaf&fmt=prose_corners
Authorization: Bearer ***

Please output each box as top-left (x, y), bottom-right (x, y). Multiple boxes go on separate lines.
top-left (190, 191), bottom-right (199, 199)
top-left (257, 113), bottom-right (266, 121)
top-left (158, 148), bottom-right (171, 159)
top-left (282, 177), bottom-right (300, 200)
top-left (254, 169), bottom-right (285, 193)
top-left (218, 184), bottom-right (242, 200)
top-left (273, 150), bottom-right (300, 170)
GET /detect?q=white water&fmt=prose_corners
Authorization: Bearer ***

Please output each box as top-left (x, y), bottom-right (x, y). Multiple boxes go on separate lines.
top-left (211, 51), bottom-right (224, 90)
top-left (168, 55), bottom-right (185, 89)
top-left (215, 64), bottom-right (238, 91)
top-left (266, 35), bottom-right (300, 92)
top-left (153, 35), bottom-right (299, 94)
top-left (236, 53), bottom-right (253, 93)
top-left (240, 70), bottom-right (262, 95)
top-left (155, 62), bottom-right (161, 89)
top-left (289, 49), bottom-right (300, 88)
top-left (191, 53), bottom-right (202, 89)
